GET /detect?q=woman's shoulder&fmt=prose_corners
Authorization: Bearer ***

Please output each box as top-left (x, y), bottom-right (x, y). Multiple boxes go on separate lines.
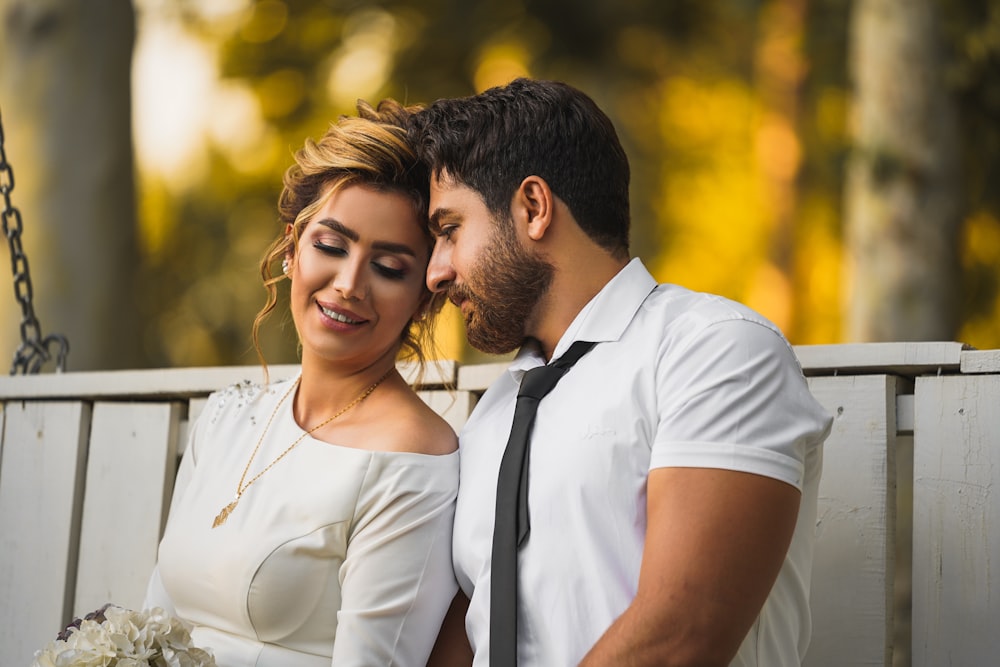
top-left (201, 376), bottom-right (295, 428)
top-left (366, 387), bottom-right (458, 457)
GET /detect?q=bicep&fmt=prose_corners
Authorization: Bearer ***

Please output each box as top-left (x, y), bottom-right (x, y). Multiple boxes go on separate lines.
top-left (637, 466), bottom-right (800, 661)
top-left (333, 483), bottom-right (458, 666)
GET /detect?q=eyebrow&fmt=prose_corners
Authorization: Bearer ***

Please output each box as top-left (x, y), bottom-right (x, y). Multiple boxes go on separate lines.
top-left (315, 218), bottom-right (418, 257)
top-left (428, 208), bottom-right (458, 234)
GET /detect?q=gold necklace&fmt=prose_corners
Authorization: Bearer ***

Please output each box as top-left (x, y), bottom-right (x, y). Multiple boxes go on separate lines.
top-left (212, 368), bottom-right (392, 528)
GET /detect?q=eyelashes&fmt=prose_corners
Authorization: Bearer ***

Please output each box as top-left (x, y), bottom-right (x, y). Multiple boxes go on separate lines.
top-left (374, 264), bottom-right (407, 280)
top-left (313, 241), bottom-right (347, 257)
top-left (312, 242), bottom-right (408, 281)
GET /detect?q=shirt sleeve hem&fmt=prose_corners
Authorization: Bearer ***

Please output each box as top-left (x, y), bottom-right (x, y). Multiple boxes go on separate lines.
top-left (650, 440), bottom-right (806, 490)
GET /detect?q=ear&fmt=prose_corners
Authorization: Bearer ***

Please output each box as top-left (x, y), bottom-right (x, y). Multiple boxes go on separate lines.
top-left (282, 225), bottom-right (296, 274)
top-left (514, 176), bottom-right (553, 242)
top-left (283, 224), bottom-right (295, 257)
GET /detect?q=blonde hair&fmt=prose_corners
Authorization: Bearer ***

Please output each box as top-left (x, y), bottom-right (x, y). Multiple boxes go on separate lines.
top-left (252, 99), bottom-right (444, 377)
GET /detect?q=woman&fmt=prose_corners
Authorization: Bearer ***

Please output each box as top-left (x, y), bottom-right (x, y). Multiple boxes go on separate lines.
top-left (144, 99), bottom-right (459, 666)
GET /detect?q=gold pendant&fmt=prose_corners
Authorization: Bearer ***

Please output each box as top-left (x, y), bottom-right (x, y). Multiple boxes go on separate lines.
top-left (212, 499), bottom-right (239, 528)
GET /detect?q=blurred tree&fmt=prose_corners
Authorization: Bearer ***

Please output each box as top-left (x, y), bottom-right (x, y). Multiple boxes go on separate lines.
top-left (120, 0), bottom-right (1000, 369)
top-left (940, 0), bottom-right (1000, 348)
top-left (844, 0), bottom-right (963, 342)
top-left (131, 0), bottom-right (1000, 370)
top-left (143, 0), bottom-right (725, 367)
top-left (0, 0), bottom-right (139, 371)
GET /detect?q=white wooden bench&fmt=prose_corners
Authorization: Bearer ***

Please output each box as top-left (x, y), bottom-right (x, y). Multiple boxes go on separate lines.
top-left (2, 343), bottom-right (998, 666)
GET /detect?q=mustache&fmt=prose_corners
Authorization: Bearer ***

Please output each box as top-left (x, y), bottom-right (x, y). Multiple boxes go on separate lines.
top-left (447, 284), bottom-right (473, 307)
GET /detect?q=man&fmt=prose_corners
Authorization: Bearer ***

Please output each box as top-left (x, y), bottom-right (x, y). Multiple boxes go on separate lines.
top-left (412, 78), bottom-right (832, 667)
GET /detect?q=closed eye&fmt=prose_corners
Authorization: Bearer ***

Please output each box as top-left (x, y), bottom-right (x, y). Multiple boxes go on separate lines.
top-left (313, 240), bottom-right (408, 280)
top-left (373, 263), bottom-right (406, 280)
top-left (313, 241), bottom-right (346, 256)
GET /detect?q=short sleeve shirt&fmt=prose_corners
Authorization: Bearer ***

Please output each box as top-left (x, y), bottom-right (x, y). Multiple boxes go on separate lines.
top-left (452, 258), bottom-right (833, 667)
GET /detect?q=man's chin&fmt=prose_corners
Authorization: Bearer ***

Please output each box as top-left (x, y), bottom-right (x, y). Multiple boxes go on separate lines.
top-left (466, 326), bottom-right (523, 356)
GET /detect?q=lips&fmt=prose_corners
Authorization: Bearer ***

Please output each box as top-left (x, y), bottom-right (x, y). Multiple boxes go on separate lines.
top-left (318, 302), bottom-right (366, 325)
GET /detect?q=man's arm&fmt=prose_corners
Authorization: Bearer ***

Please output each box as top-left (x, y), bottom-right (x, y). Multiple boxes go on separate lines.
top-left (579, 466), bottom-right (801, 667)
top-left (427, 591), bottom-right (473, 666)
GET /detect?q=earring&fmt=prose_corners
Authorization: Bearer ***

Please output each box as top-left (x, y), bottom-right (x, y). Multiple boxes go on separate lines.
top-left (282, 258), bottom-right (290, 275)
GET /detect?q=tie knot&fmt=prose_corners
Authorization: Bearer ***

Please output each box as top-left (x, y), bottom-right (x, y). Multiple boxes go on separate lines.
top-left (516, 340), bottom-right (596, 400)
top-left (518, 363), bottom-right (569, 400)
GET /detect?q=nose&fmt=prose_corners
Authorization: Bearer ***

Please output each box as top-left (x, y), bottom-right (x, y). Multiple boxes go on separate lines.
top-left (426, 241), bottom-right (455, 293)
top-left (332, 256), bottom-right (368, 300)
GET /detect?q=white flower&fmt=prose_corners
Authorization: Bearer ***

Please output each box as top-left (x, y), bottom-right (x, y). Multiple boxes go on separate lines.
top-left (31, 606), bottom-right (216, 667)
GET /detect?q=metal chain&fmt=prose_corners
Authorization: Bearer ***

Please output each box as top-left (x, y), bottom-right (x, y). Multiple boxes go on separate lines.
top-left (0, 109), bottom-right (69, 374)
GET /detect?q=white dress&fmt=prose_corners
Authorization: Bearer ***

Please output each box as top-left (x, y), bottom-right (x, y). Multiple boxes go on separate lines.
top-left (144, 377), bottom-right (459, 667)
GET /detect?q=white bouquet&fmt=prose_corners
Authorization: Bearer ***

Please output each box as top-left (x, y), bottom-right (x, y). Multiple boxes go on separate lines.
top-left (31, 604), bottom-right (216, 667)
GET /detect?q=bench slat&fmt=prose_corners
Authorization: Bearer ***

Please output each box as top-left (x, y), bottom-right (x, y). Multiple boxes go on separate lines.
top-left (913, 375), bottom-right (1000, 666)
top-left (804, 375), bottom-right (900, 667)
top-left (0, 401), bottom-right (91, 667)
top-left (0, 361), bottom-right (457, 401)
top-left (73, 402), bottom-right (182, 617)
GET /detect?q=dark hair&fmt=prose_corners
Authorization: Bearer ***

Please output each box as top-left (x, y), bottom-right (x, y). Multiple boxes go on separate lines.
top-left (409, 78), bottom-right (630, 258)
top-left (253, 99), bottom-right (444, 373)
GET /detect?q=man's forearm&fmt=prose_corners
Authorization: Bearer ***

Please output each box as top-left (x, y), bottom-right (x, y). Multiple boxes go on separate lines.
top-left (578, 596), bottom-right (732, 667)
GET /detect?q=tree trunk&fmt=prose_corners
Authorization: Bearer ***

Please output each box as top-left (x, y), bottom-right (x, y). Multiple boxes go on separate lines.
top-left (844, 0), bottom-right (963, 342)
top-left (0, 0), bottom-right (138, 371)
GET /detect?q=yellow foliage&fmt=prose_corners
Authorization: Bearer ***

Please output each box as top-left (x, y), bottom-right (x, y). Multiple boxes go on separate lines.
top-left (474, 42), bottom-right (533, 92)
top-left (815, 86), bottom-right (848, 143)
top-left (793, 197), bottom-right (844, 343)
top-left (652, 77), bottom-right (771, 303)
top-left (958, 211), bottom-right (1000, 349)
top-left (326, 10), bottom-right (402, 107)
top-left (137, 178), bottom-right (174, 261)
top-left (240, 0), bottom-right (288, 44)
top-left (647, 74), bottom-right (847, 344)
top-left (963, 210), bottom-right (1000, 264)
top-left (257, 69), bottom-right (307, 119)
top-left (744, 261), bottom-right (793, 334)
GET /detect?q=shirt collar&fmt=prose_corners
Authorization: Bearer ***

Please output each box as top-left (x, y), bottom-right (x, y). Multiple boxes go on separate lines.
top-left (509, 258), bottom-right (657, 378)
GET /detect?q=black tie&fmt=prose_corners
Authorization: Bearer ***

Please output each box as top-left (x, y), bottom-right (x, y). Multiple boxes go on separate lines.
top-left (490, 340), bottom-right (596, 666)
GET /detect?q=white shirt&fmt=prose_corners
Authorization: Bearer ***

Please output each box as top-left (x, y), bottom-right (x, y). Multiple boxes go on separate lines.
top-left (145, 377), bottom-right (458, 667)
top-left (453, 258), bottom-right (832, 667)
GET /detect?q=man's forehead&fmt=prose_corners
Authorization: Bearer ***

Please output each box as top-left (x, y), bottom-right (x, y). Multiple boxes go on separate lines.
top-left (428, 173), bottom-right (492, 226)
top-left (429, 171), bottom-right (478, 204)
top-left (430, 168), bottom-right (460, 192)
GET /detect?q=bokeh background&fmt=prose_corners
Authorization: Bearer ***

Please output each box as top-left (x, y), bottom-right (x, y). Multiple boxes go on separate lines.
top-left (1, 0), bottom-right (998, 371)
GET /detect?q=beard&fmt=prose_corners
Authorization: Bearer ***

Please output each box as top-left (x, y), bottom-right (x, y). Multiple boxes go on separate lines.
top-left (449, 224), bottom-right (553, 355)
